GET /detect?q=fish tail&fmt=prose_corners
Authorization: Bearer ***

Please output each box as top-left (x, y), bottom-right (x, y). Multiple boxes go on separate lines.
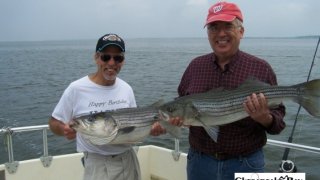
top-left (294, 79), bottom-right (320, 117)
top-left (204, 126), bottom-right (219, 143)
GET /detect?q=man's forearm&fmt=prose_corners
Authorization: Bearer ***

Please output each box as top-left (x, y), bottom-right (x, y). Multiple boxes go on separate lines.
top-left (48, 117), bottom-right (65, 136)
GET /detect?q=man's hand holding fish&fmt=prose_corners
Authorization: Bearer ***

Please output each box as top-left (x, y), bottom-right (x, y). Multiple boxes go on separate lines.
top-left (150, 122), bottom-right (167, 136)
top-left (243, 93), bottom-right (273, 128)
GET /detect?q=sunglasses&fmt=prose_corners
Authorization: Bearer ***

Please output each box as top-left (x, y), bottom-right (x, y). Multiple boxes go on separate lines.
top-left (100, 53), bottom-right (124, 63)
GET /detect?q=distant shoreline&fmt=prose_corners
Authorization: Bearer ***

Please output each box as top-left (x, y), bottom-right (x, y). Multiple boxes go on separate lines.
top-left (0, 36), bottom-right (319, 43)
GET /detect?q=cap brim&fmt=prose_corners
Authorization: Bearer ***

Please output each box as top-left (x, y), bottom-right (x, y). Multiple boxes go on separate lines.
top-left (204, 14), bottom-right (236, 27)
top-left (98, 43), bottom-right (125, 52)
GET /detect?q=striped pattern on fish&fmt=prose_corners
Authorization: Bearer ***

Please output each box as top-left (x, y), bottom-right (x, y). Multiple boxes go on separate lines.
top-left (102, 106), bottom-right (160, 144)
top-left (191, 85), bottom-right (300, 125)
top-left (158, 78), bottom-right (320, 141)
top-left (71, 106), bottom-right (159, 145)
top-left (71, 100), bottom-right (180, 145)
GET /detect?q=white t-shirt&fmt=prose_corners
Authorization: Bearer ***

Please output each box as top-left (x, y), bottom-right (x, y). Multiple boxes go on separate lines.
top-left (52, 76), bottom-right (137, 155)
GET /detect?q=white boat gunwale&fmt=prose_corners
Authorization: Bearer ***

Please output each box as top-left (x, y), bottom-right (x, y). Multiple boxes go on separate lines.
top-left (1, 125), bottom-right (320, 180)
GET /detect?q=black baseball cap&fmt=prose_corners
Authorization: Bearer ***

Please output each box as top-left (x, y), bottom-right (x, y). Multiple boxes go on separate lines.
top-left (96, 33), bottom-right (125, 52)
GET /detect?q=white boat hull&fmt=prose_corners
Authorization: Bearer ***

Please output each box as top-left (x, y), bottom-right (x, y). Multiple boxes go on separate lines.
top-left (0, 145), bottom-right (187, 180)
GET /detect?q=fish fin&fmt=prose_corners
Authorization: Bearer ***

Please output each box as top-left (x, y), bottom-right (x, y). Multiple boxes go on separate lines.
top-left (206, 87), bottom-right (225, 93)
top-left (196, 118), bottom-right (219, 142)
top-left (159, 121), bottom-right (181, 138)
top-left (205, 77), bottom-right (268, 93)
top-left (118, 141), bottom-right (143, 145)
top-left (80, 134), bottom-right (116, 145)
top-left (118, 126), bottom-right (136, 134)
top-left (239, 77), bottom-right (270, 89)
top-left (150, 99), bottom-right (166, 107)
top-left (293, 79), bottom-right (320, 117)
top-left (197, 119), bottom-right (219, 142)
top-left (203, 126), bottom-right (219, 143)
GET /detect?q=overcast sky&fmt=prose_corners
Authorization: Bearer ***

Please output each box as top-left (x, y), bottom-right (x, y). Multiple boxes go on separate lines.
top-left (1, 0), bottom-right (319, 41)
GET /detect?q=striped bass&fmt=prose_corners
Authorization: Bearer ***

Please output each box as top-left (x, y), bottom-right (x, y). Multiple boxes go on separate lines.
top-left (70, 101), bottom-right (179, 145)
top-left (158, 79), bottom-right (320, 141)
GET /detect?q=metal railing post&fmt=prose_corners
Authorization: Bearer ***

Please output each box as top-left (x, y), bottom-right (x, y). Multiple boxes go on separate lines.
top-left (172, 138), bottom-right (181, 161)
top-left (40, 128), bottom-right (52, 167)
top-left (1, 125), bottom-right (52, 173)
top-left (3, 128), bottom-right (19, 174)
top-left (6, 131), bottom-right (14, 163)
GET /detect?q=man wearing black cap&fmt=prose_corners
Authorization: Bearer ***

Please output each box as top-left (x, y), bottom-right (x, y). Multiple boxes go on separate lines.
top-left (48, 33), bottom-right (164, 180)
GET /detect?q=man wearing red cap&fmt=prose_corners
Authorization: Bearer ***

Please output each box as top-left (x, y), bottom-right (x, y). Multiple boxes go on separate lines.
top-left (176, 2), bottom-right (286, 180)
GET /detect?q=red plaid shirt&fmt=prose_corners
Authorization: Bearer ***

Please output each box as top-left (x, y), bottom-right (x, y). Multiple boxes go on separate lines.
top-left (178, 50), bottom-right (286, 156)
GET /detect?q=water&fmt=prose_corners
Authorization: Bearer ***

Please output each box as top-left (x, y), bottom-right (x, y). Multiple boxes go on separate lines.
top-left (0, 37), bottom-right (320, 179)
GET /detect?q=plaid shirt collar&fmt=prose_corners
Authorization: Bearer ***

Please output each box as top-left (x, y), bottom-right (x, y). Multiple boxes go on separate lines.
top-left (212, 50), bottom-right (241, 73)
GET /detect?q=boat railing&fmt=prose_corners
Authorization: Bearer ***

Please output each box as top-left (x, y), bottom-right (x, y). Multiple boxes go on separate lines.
top-left (1, 125), bottom-right (320, 174)
top-left (0, 125), bottom-right (52, 174)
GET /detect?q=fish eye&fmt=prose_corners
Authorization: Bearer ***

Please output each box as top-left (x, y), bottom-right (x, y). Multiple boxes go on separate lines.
top-left (153, 115), bottom-right (159, 120)
top-left (85, 116), bottom-right (95, 123)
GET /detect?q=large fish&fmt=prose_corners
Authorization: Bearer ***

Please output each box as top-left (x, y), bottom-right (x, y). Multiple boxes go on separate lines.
top-left (70, 101), bottom-right (179, 145)
top-left (158, 79), bottom-right (320, 142)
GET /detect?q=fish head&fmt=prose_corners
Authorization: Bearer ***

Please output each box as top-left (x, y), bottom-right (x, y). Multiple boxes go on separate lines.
top-left (158, 99), bottom-right (196, 123)
top-left (158, 100), bottom-right (183, 121)
top-left (71, 112), bottom-right (118, 138)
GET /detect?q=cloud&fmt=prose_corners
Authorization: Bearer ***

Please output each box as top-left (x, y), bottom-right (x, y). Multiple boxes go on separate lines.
top-left (0, 0), bottom-right (319, 41)
top-left (233, 0), bottom-right (320, 37)
top-left (186, 0), bottom-right (208, 6)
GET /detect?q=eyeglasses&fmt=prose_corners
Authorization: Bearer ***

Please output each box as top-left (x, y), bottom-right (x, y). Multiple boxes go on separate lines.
top-left (207, 24), bottom-right (240, 34)
top-left (99, 53), bottom-right (124, 63)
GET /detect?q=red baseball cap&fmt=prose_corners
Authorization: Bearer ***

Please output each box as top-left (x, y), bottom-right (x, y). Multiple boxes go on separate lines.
top-left (205, 2), bottom-right (243, 26)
